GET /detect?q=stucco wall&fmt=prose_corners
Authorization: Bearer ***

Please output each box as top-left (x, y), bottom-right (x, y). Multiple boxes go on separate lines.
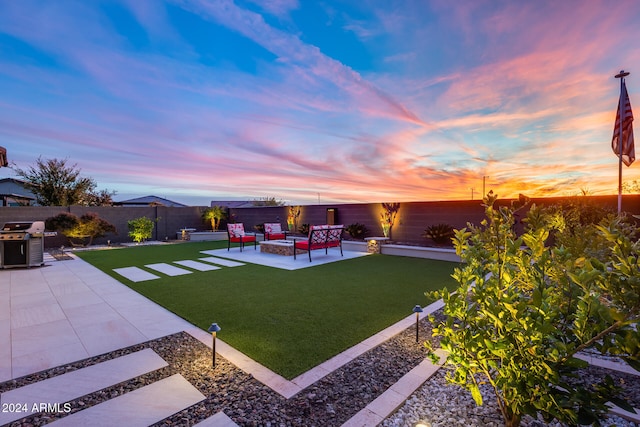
top-left (229, 195), bottom-right (640, 244)
top-left (0, 194), bottom-right (638, 248)
top-left (0, 206), bottom-right (207, 248)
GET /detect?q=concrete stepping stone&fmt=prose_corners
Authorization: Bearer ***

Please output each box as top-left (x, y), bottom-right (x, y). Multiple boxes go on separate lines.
top-left (113, 267), bottom-right (160, 282)
top-left (193, 411), bottom-right (240, 426)
top-left (0, 349), bottom-right (168, 425)
top-left (48, 374), bottom-right (204, 426)
top-left (174, 260), bottom-right (221, 272)
top-left (145, 263), bottom-right (192, 276)
top-left (198, 256), bottom-right (245, 267)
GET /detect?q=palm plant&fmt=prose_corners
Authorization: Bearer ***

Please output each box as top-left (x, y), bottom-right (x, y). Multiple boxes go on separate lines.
top-left (201, 205), bottom-right (227, 231)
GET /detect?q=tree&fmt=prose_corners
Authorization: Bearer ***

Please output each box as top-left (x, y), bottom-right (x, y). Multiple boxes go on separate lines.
top-left (426, 192), bottom-right (639, 426)
top-left (13, 157), bottom-right (115, 206)
top-left (252, 196), bottom-right (286, 206)
top-left (127, 216), bottom-right (154, 243)
top-left (380, 202), bottom-right (400, 238)
top-left (82, 188), bottom-right (116, 206)
top-left (622, 180), bottom-right (640, 193)
top-left (201, 206), bottom-right (227, 230)
top-left (46, 212), bottom-right (116, 247)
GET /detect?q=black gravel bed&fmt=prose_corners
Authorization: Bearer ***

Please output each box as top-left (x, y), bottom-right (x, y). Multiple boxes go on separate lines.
top-left (382, 365), bottom-right (640, 427)
top-left (3, 309), bottom-right (638, 427)
top-left (1, 314), bottom-right (443, 427)
top-left (568, 364), bottom-right (640, 409)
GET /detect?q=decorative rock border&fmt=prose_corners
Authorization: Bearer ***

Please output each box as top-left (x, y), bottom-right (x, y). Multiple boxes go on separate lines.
top-left (2, 311), bottom-right (638, 427)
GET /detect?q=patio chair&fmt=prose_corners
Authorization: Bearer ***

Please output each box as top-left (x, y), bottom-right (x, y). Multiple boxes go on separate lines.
top-left (227, 223), bottom-right (257, 252)
top-left (263, 223), bottom-right (287, 241)
top-left (293, 224), bottom-right (344, 262)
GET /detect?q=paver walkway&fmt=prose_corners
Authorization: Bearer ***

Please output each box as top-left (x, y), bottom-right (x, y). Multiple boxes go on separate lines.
top-left (174, 260), bottom-right (221, 271)
top-left (113, 266), bottom-right (160, 282)
top-left (47, 375), bottom-right (205, 427)
top-left (0, 349), bottom-right (168, 425)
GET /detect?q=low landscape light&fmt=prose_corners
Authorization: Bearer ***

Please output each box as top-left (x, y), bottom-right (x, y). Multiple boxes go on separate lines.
top-left (412, 305), bottom-right (423, 343)
top-left (208, 322), bottom-right (221, 368)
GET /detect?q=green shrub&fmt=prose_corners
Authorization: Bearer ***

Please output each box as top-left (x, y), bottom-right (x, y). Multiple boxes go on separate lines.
top-left (422, 223), bottom-right (454, 245)
top-left (426, 192), bottom-right (640, 426)
top-left (46, 212), bottom-right (116, 247)
top-left (128, 216), bottom-right (154, 243)
top-left (298, 223), bottom-right (310, 235)
top-left (345, 223), bottom-right (369, 240)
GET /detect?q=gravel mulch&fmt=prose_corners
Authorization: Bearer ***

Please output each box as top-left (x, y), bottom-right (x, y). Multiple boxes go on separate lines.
top-left (2, 312), bottom-right (638, 427)
top-left (1, 315), bottom-right (440, 427)
top-left (382, 364), bottom-right (640, 427)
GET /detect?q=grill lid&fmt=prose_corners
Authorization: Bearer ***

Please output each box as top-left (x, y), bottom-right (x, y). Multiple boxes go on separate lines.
top-left (2, 221), bottom-right (45, 233)
top-left (2, 222), bottom-right (33, 232)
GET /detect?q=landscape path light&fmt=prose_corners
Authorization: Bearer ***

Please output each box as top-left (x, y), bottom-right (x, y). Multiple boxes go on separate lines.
top-left (412, 305), bottom-right (423, 343)
top-left (208, 323), bottom-right (221, 368)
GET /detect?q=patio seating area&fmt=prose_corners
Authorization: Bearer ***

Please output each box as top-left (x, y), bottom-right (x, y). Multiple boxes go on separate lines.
top-left (203, 245), bottom-right (363, 270)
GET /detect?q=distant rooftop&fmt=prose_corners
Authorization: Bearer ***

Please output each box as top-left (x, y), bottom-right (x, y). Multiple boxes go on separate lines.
top-left (0, 178), bottom-right (37, 206)
top-left (210, 200), bottom-right (255, 208)
top-left (114, 195), bottom-right (187, 207)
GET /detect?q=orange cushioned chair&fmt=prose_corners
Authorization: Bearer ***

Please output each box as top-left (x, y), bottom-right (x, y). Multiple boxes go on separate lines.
top-left (227, 223), bottom-right (256, 252)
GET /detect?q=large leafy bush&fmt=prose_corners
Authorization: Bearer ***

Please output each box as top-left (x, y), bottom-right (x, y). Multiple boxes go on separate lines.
top-left (426, 193), bottom-right (639, 426)
top-left (127, 216), bottom-right (155, 243)
top-left (46, 212), bottom-right (116, 247)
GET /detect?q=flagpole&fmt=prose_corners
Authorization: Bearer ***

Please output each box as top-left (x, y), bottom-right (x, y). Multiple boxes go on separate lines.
top-left (615, 70), bottom-right (630, 214)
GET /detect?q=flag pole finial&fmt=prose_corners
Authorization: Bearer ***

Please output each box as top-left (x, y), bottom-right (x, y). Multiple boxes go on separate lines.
top-left (616, 70), bottom-right (630, 79)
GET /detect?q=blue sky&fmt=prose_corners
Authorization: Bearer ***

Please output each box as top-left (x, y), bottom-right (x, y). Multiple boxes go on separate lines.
top-left (1, 0), bottom-right (640, 205)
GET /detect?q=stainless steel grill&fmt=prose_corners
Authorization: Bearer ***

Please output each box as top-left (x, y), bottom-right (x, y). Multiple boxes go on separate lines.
top-left (0, 221), bottom-right (45, 268)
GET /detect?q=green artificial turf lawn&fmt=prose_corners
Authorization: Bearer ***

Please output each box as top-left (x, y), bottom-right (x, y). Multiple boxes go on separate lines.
top-left (77, 241), bottom-right (458, 379)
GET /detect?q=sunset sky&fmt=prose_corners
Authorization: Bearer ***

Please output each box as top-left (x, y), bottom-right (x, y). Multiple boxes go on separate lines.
top-left (2, 0), bottom-right (640, 206)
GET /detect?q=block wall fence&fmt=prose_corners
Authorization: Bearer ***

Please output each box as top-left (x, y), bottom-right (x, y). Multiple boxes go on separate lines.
top-left (1, 195), bottom-right (639, 248)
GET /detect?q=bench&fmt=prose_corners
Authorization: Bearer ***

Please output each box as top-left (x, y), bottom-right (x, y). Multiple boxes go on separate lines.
top-left (263, 223), bottom-right (288, 240)
top-left (293, 225), bottom-right (344, 262)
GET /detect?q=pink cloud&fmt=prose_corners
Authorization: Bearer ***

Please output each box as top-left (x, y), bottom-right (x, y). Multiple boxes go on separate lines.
top-left (3, 0), bottom-right (640, 205)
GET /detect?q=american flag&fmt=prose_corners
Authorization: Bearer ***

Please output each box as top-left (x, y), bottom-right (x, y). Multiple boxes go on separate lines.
top-left (612, 81), bottom-right (635, 167)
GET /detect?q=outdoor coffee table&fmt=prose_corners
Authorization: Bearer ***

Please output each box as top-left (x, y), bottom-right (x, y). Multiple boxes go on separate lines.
top-left (259, 240), bottom-right (306, 256)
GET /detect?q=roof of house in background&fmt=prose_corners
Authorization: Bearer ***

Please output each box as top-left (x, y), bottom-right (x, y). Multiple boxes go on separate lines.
top-left (114, 195), bottom-right (187, 207)
top-left (0, 178), bottom-right (37, 206)
top-left (210, 200), bottom-right (255, 208)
